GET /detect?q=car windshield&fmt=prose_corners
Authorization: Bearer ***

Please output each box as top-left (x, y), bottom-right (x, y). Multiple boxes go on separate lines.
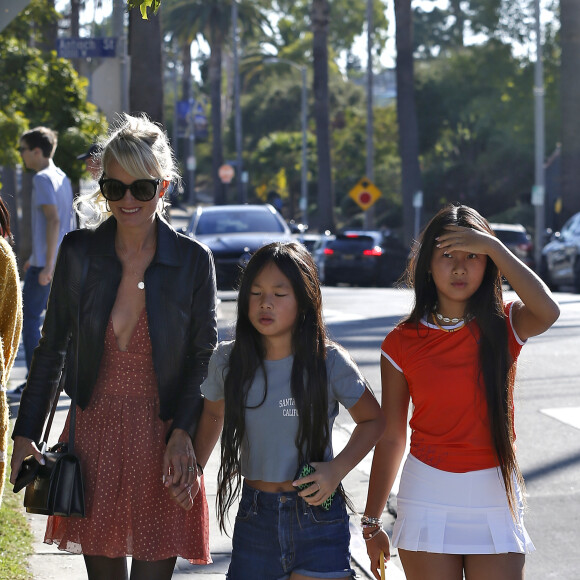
top-left (195, 209), bottom-right (285, 235)
top-left (329, 235), bottom-right (376, 252)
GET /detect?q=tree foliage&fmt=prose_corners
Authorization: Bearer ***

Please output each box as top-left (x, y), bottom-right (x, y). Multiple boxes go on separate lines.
top-left (414, 38), bottom-right (560, 225)
top-left (0, 22), bottom-right (106, 181)
top-left (139, 0), bottom-right (566, 237)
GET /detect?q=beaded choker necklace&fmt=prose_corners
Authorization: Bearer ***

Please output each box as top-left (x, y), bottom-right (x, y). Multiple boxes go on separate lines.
top-left (431, 307), bottom-right (473, 333)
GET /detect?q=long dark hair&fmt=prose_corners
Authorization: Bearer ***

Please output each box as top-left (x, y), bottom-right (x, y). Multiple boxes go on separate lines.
top-left (217, 242), bottom-right (330, 532)
top-left (0, 197), bottom-right (12, 239)
top-left (406, 203), bottom-right (523, 516)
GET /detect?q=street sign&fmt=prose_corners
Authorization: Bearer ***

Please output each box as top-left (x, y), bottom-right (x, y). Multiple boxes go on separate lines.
top-left (56, 37), bottom-right (117, 59)
top-left (349, 177), bottom-right (381, 211)
top-left (218, 164), bottom-right (235, 184)
top-left (413, 191), bottom-right (423, 208)
top-left (531, 184), bottom-right (545, 206)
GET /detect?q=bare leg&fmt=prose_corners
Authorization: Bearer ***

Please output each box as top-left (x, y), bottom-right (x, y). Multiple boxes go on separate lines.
top-left (83, 555), bottom-right (128, 580)
top-left (464, 553), bottom-right (525, 580)
top-left (129, 556), bottom-right (177, 580)
top-left (398, 549), bottom-right (464, 580)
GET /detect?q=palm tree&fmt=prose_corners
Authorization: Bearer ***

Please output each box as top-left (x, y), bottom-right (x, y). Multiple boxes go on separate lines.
top-left (163, 0), bottom-right (270, 205)
top-left (311, 0), bottom-right (334, 232)
top-left (394, 0), bottom-right (421, 244)
top-left (129, 6), bottom-right (164, 123)
top-left (560, 0), bottom-right (580, 221)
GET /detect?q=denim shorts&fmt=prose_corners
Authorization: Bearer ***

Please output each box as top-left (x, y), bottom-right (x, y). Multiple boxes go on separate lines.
top-left (226, 481), bottom-right (355, 580)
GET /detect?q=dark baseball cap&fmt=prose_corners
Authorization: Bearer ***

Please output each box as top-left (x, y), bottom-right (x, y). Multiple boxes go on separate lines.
top-left (76, 144), bottom-right (99, 161)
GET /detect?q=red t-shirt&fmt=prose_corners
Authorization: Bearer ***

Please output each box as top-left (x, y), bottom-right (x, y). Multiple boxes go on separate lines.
top-left (381, 302), bottom-right (524, 473)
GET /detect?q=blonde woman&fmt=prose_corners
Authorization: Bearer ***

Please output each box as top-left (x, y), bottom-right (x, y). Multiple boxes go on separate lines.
top-left (11, 114), bottom-right (218, 579)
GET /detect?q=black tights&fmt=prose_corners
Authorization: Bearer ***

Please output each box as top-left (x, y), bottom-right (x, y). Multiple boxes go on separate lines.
top-left (83, 555), bottom-right (177, 580)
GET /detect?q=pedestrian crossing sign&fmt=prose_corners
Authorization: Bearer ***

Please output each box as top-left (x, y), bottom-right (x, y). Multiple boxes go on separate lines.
top-left (349, 177), bottom-right (381, 211)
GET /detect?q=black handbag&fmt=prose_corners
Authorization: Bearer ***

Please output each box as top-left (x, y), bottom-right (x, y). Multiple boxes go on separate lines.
top-left (13, 250), bottom-right (88, 517)
top-left (13, 397), bottom-right (85, 517)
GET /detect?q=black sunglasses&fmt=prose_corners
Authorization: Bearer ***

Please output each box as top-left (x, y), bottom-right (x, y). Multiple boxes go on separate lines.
top-left (98, 177), bottom-right (161, 202)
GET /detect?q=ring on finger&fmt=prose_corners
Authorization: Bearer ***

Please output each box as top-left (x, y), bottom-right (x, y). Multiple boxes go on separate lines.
top-left (187, 466), bottom-right (195, 472)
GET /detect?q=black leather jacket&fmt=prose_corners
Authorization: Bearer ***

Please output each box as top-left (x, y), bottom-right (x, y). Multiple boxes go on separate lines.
top-left (13, 216), bottom-right (218, 443)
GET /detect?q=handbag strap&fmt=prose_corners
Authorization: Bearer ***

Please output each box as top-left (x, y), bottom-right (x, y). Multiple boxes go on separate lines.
top-left (41, 244), bottom-right (90, 452)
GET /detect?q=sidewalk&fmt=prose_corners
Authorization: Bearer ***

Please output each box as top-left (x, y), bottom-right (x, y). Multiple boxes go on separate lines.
top-left (7, 205), bottom-right (406, 579)
top-left (8, 346), bottom-right (404, 579)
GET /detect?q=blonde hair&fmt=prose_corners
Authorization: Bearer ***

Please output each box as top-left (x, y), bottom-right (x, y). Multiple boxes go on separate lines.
top-left (75, 113), bottom-right (180, 228)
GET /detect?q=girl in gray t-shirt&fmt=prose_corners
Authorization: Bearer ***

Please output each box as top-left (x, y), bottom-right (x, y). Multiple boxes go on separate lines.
top-left (183, 241), bottom-right (385, 580)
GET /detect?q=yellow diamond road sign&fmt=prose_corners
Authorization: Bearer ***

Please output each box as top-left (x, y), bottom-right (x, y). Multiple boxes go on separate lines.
top-left (349, 177), bottom-right (381, 211)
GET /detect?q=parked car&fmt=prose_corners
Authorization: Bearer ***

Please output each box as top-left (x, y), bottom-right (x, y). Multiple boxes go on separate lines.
top-left (295, 233), bottom-right (323, 253)
top-left (490, 223), bottom-right (535, 270)
top-left (540, 211), bottom-right (580, 291)
top-left (310, 234), bottom-right (336, 284)
top-left (323, 230), bottom-right (408, 287)
top-left (183, 204), bottom-right (293, 289)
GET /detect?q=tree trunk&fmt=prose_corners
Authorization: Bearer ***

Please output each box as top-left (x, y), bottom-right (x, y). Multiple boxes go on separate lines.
top-left (128, 8), bottom-right (164, 124)
top-left (560, 0), bottom-right (580, 221)
top-left (38, 0), bottom-right (58, 52)
top-left (311, 0), bottom-right (335, 233)
top-left (70, 0), bottom-right (81, 72)
top-left (394, 0), bottom-right (422, 245)
top-left (181, 41), bottom-right (192, 101)
top-left (448, 0), bottom-right (465, 47)
top-left (209, 26), bottom-right (226, 205)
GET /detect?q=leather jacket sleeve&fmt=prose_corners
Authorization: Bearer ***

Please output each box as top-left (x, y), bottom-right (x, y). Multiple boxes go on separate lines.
top-left (167, 246), bottom-right (218, 440)
top-left (12, 233), bottom-right (82, 442)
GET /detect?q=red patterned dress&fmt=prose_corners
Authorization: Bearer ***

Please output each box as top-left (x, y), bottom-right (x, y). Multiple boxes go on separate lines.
top-left (45, 310), bottom-right (211, 564)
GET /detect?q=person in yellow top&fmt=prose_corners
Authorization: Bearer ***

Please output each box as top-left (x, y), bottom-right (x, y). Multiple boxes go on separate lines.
top-left (0, 196), bottom-right (23, 504)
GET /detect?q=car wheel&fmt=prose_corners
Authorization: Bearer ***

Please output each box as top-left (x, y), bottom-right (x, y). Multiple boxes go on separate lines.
top-left (539, 256), bottom-right (557, 291)
top-left (573, 258), bottom-right (580, 293)
top-left (377, 268), bottom-right (393, 288)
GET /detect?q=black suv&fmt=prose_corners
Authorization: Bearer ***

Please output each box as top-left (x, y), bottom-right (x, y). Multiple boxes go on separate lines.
top-left (323, 230), bottom-right (408, 287)
top-left (490, 223), bottom-right (535, 270)
top-left (184, 204), bottom-right (292, 289)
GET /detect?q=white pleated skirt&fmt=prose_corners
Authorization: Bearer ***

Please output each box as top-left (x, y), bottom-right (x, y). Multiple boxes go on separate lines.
top-left (392, 454), bottom-right (535, 555)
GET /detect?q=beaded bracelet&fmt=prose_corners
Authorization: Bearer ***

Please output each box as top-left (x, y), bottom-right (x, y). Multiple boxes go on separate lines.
top-left (361, 515), bottom-right (383, 527)
top-left (363, 527), bottom-right (383, 542)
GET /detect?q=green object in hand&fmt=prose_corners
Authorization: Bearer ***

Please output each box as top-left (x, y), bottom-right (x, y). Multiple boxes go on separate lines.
top-left (294, 463), bottom-right (336, 511)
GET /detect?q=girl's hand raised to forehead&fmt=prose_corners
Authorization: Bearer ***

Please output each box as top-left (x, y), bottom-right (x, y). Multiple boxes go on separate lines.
top-left (436, 225), bottom-right (498, 256)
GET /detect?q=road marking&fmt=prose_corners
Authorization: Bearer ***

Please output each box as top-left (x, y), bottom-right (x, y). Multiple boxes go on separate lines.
top-left (324, 309), bottom-right (370, 322)
top-left (540, 407), bottom-right (580, 430)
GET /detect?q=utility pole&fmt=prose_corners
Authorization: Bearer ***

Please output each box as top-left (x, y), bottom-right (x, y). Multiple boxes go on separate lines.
top-left (113, 0), bottom-right (128, 113)
top-left (264, 58), bottom-right (309, 227)
top-left (364, 0), bottom-right (374, 229)
top-left (533, 0), bottom-right (545, 271)
top-left (232, 0), bottom-right (245, 203)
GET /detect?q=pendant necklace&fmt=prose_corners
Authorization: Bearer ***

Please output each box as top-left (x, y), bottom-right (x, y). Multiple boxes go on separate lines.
top-left (116, 244), bottom-right (151, 291)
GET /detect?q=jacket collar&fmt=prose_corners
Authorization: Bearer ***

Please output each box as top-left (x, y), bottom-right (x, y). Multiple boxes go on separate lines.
top-left (88, 215), bottom-right (183, 267)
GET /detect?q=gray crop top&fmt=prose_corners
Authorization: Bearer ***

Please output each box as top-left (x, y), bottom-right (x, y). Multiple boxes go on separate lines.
top-left (201, 341), bottom-right (367, 482)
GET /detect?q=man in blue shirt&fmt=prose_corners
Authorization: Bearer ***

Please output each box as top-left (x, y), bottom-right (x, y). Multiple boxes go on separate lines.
top-left (8, 127), bottom-right (74, 399)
